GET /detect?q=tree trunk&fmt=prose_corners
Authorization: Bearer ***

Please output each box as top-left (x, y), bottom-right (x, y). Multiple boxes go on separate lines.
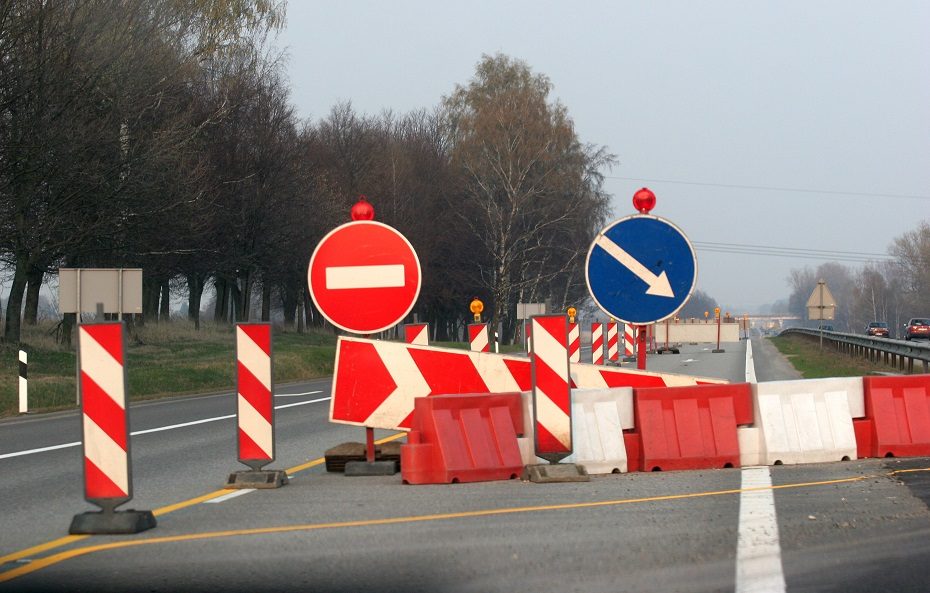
top-left (3, 258), bottom-right (28, 343)
top-left (159, 280), bottom-right (170, 322)
top-left (282, 281), bottom-right (297, 327)
top-left (23, 267), bottom-right (43, 325)
top-left (296, 286), bottom-right (305, 334)
top-left (142, 277), bottom-right (160, 324)
top-left (214, 278), bottom-right (228, 323)
top-left (60, 312), bottom-right (75, 347)
top-left (187, 273), bottom-right (205, 330)
top-left (238, 270), bottom-right (252, 322)
top-left (261, 281), bottom-right (271, 322)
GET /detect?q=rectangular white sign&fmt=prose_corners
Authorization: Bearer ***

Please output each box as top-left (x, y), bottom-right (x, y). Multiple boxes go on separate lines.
top-left (325, 265), bottom-right (405, 290)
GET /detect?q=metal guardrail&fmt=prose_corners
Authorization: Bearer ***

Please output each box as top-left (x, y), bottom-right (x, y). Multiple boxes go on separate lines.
top-left (780, 328), bottom-right (930, 374)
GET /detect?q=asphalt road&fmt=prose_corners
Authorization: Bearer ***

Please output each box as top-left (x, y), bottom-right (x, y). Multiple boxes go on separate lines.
top-left (2, 338), bottom-right (929, 593)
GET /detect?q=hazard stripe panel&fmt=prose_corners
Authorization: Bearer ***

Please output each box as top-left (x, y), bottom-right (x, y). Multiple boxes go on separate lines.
top-left (531, 315), bottom-right (572, 457)
top-left (236, 323), bottom-right (274, 464)
top-left (78, 323), bottom-right (131, 503)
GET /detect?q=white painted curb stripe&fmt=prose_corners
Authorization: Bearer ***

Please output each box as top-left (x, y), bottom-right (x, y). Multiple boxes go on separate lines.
top-left (326, 264), bottom-right (404, 289)
top-left (736, 466), bottom-right (786, 593)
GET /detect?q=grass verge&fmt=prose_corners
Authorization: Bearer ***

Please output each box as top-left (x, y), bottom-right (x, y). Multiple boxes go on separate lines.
top-left (0, 323), bottom-right (519, 417)
top-left (0, 322), bottom-right (339, 418)
top-left (768, 333), bottom-right (897, 378)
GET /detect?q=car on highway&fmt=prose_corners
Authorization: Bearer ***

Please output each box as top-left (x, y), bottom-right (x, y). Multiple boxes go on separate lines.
top-left (865, 322), bottom-right (889, 338)
top-left (904, 318), bottom-right (930, 341)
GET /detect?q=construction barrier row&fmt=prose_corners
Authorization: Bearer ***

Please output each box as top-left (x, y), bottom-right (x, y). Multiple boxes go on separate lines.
top-left (401, 374), bottom-right (930, 483)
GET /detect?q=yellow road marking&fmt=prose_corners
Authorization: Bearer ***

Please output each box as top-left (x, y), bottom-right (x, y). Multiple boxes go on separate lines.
top-left (5, 469), bottom-right (921, 584)
top-left (0, 536), bottom-right (88, 566)
top-left (0, 432), bottom-right (406, 567)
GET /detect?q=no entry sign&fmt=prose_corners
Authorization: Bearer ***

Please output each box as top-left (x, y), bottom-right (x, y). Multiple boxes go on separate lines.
top-left (308, 221), bottom-right (421, 334)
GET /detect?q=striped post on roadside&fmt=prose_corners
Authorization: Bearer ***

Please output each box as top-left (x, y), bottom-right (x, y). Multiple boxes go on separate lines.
top-left (606, 321), bottom-right (619, 363)
top-left (18, 350), bottom-right (27, 414)
top-left (525, 314), bottom-right (588, 482)
top-left (623, 323), bottom-right (636, 361)
top-left (591, 323), bottom-right (604, 365)
top-left (468, 323), bottom-right (490, 352)
top-left (404, 323), bottom-right (429, 346)
top-left (568, 322), bottom-right (580, 363)
top-left (227, 322), bottom-right (287, 488)
top-left (69, 322), bottom-right (156, 535)
top-left (530, 315), bottom-right (573, 463)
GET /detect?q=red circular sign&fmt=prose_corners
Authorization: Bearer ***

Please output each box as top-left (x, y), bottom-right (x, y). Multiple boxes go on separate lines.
top-left (308, 221), bottom-right (421, 334)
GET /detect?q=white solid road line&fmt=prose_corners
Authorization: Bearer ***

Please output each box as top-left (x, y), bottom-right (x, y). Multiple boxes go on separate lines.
top-left (736, 340), bottom-right (785, 593)
top-left (735, 467), bottom-right (786, 593)
top-left (204, 489), bottom-right (256, 504)
top-left (275, 390), bottom-right (323, 397)
top-left (0, 397), bottom-right (331, 460)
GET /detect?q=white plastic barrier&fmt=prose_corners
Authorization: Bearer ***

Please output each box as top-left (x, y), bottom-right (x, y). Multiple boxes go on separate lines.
top-left (748, 377), bottom-right (862, 465)
top-left (563, 388), bottom-right (633, 474)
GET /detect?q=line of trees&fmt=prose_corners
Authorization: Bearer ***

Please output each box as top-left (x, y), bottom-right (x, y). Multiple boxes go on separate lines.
top-left (786, 221), bottom-right (930, 335)
top-left (1, 1), bottom-right (614, 345)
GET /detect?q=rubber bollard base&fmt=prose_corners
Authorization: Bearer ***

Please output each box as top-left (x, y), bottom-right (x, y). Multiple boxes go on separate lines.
top-left (344, 460), bottom-right (397, 476)
top-left (712, 348), bottom-right (726, 353)
top-left (523, 463), bottom-right (590, 483)
top-left (226, 469), bottom-right (288, 489)
top-left (69, 510), bottom-right (156, 535)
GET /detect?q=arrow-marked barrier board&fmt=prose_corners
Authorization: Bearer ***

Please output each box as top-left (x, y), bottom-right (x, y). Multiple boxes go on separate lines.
top-left (586, 215), bottom-right (697, 325)
top-left (330, 337), bottom-right (725, 431)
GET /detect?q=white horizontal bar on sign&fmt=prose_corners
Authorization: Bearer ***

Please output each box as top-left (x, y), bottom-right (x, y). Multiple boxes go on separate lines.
top-left (325, 265), bottom-right (405, 290)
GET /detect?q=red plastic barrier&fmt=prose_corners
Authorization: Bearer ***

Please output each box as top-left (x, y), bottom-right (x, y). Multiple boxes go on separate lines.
top-left (633, 383), bottom-right (753, 471)
top-left (623, 432), bottom-right (642, 473)
top-left (401, 393), bottom-right (524, 485)
top-left (860, 375), bottom-right (930, 458)
top-left (853, 418), bottom-right (874, 459)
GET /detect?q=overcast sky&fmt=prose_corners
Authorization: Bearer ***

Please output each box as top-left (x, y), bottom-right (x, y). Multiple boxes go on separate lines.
top-left (274, 1), bottom-right (930, 313)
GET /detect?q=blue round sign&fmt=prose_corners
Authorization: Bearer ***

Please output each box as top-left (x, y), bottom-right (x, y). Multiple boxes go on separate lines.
top-left (585, 214), bottom-right (697, 325)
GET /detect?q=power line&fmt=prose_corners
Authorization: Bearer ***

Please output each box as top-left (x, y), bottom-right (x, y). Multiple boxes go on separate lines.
top-left (605, 176), bottom-right (930, 201)
top-left (692, 241), bottom-right (897, 264)
top-left (693, 241), bottom-right (893, 258)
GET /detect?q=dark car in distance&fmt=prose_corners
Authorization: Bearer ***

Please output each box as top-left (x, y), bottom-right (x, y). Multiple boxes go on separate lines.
top-left (904, 318), bottom-right (930, 341)
top-left (866, 322), bottom-right (889, 338)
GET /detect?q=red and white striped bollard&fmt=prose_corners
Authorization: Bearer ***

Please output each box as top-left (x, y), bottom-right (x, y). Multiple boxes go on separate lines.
top-left (591, 322), bottom-right (604, 365)
top-left (70, 322), bottom-right (155, 534)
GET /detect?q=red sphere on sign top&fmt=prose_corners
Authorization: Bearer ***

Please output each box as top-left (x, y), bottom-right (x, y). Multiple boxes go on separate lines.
top-left (351, 195), bottom-right (375, 221)
top-left (632, 187), bottom-right (656, 214)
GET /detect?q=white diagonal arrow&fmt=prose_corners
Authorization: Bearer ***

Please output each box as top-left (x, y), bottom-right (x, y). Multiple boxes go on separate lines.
top-left (594, 234), bottom-right (674, 298)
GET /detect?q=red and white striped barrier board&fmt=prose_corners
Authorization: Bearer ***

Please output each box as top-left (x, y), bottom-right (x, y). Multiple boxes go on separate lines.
top-left (569, 322), bottom-right (580, 363)
top-left (468, 323), bottom-right (490, 352)
top-left (236, 323), bottom-right (275, 468)
top-left (404, 323), bottom-right (429, 346)
top-left (607, 322), bottom-right (619, 363)
top-left (78, 323), bottom-right (131, 505)
top-left (624, 324), bottom-right (635, 358)
top-left (329, 337), bottom-right (724, 431)
top-left (531, 315), bottom-right (572, 461)
top-left (591, 323), bottom-right (604, 365)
